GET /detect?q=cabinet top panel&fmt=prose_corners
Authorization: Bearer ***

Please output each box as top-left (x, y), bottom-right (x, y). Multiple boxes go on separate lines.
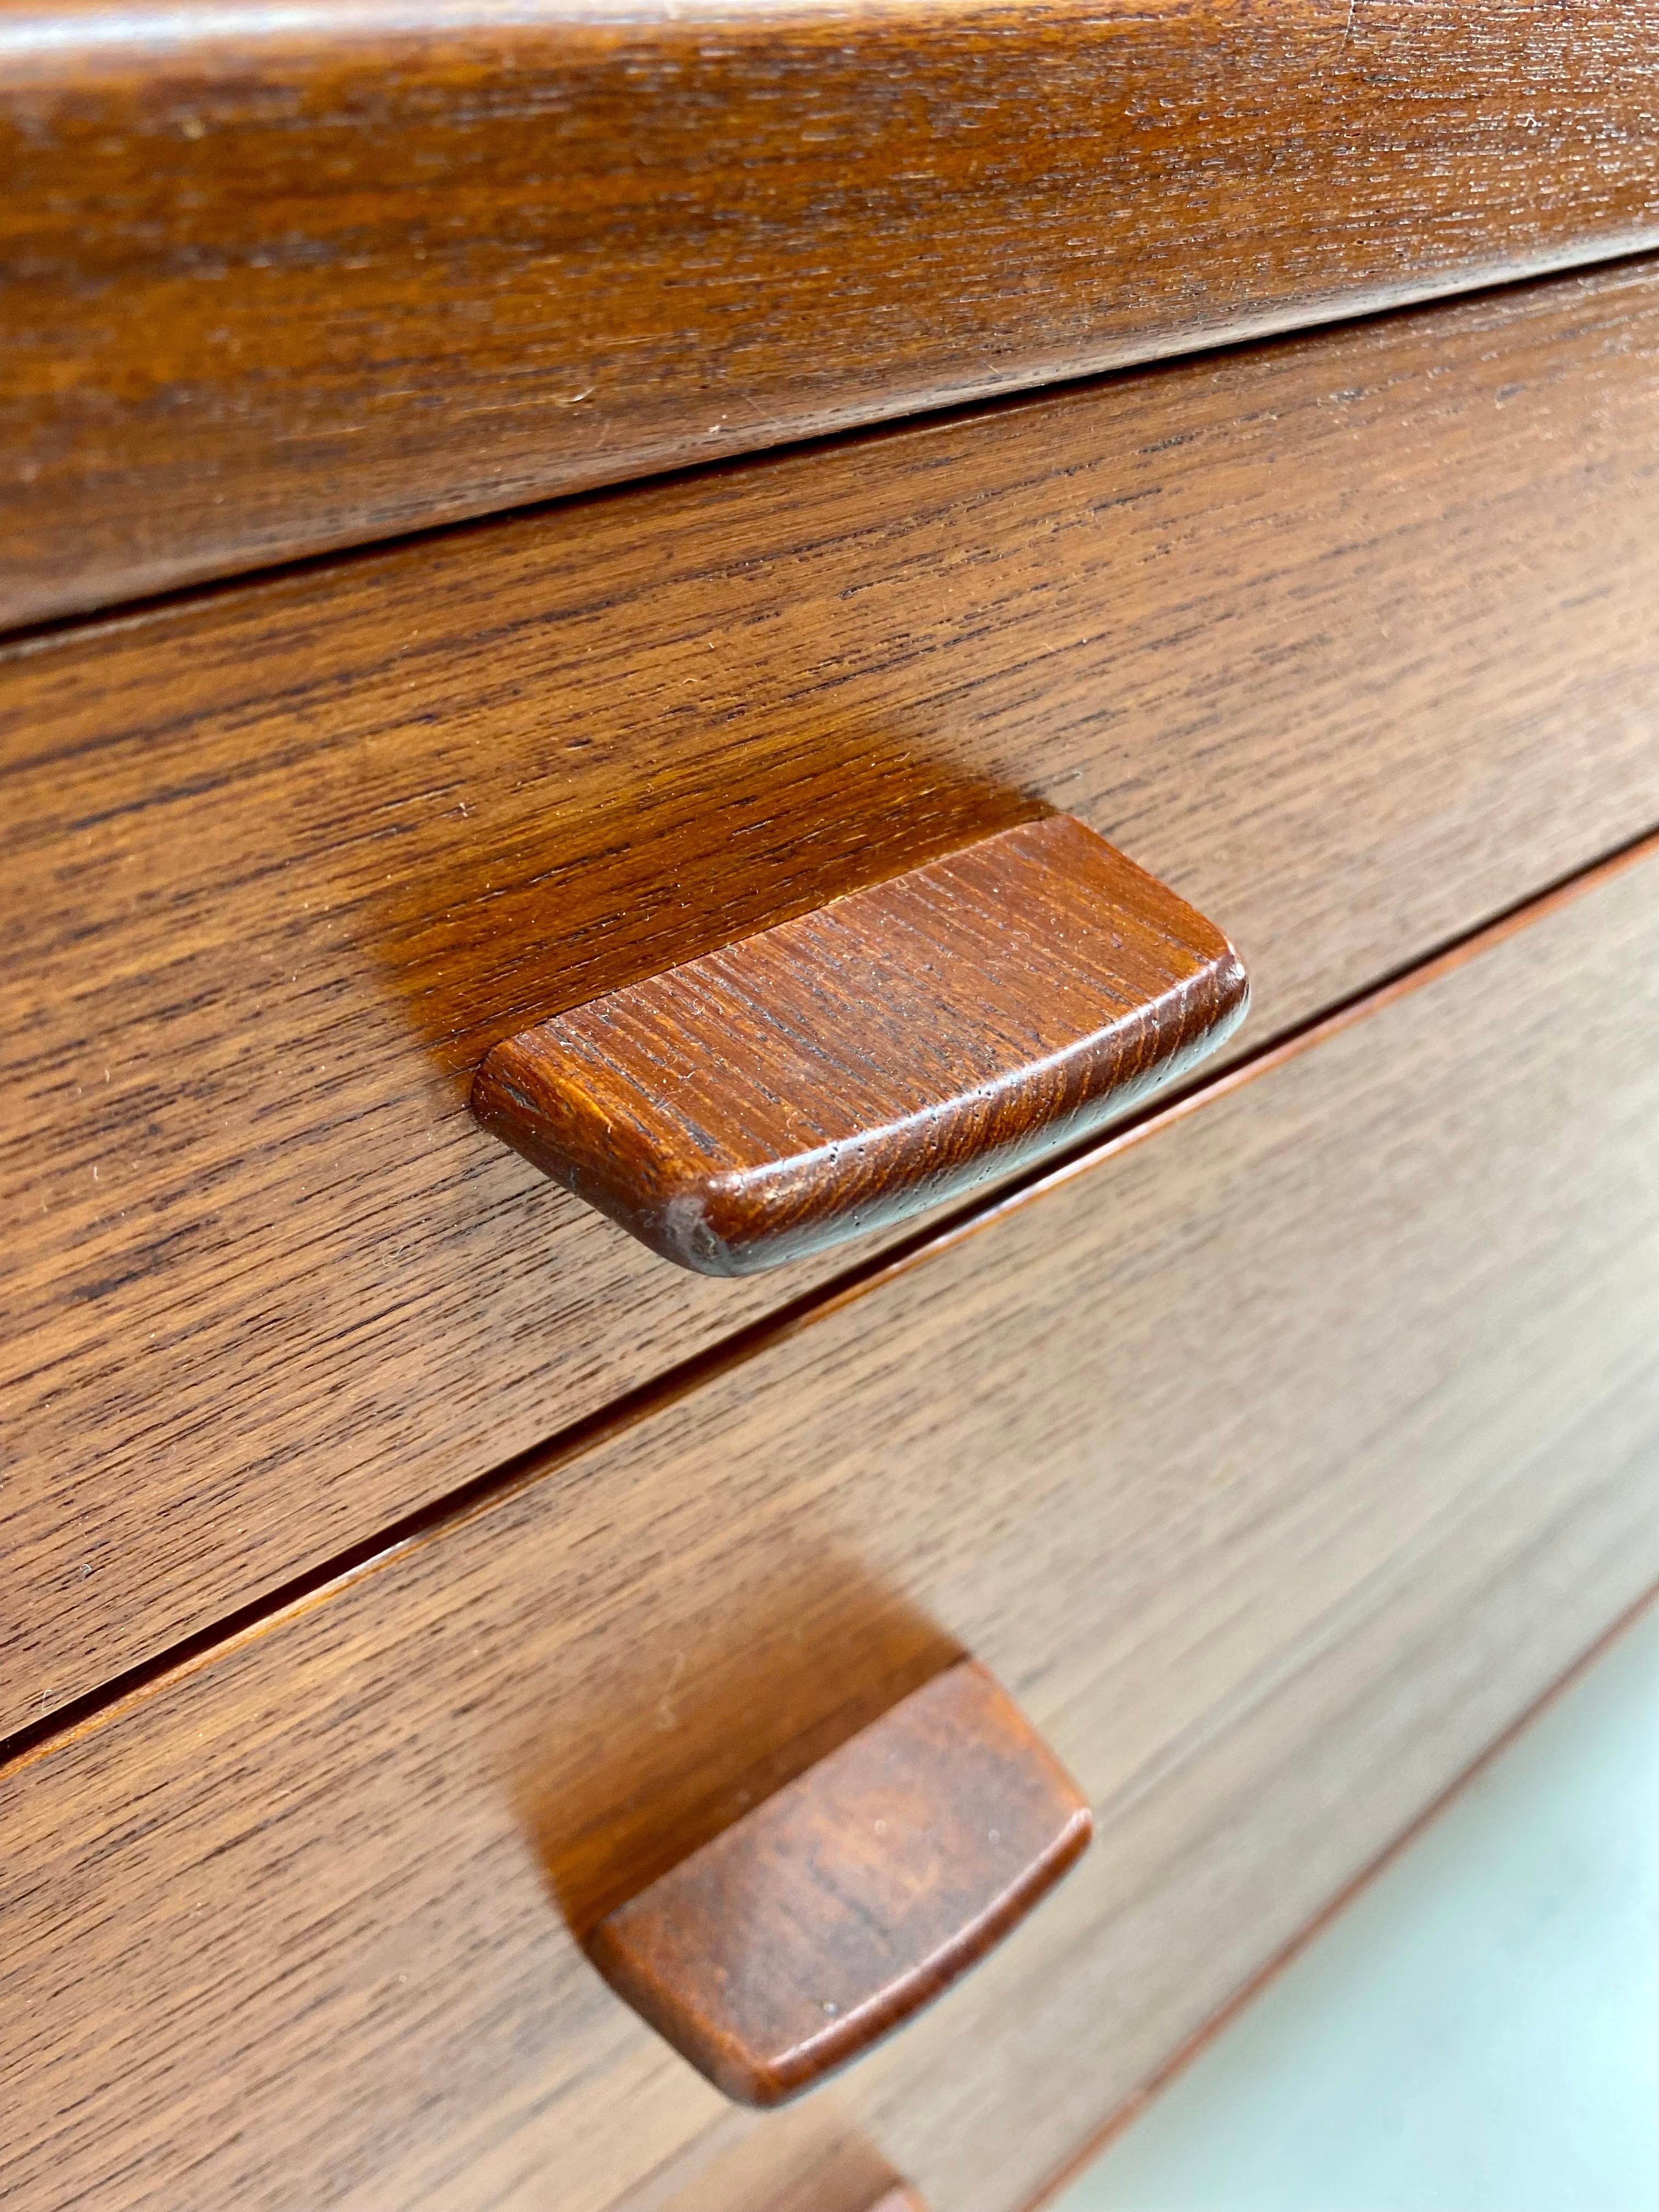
top-left (5, 0), bottom-right (1659, 626)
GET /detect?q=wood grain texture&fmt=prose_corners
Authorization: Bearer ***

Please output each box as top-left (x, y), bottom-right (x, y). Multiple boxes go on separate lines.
top-left (8, 259), bottom-right (1659, 1735)
top-left (475, 818), bottom-right (1246, 1274)
top-left (587, 1661), bottom-right (1091, 2104)
top-left (5, 0), bottom-right (1659, 627)
top-left (4, 848), bottom-right (1659, 2212)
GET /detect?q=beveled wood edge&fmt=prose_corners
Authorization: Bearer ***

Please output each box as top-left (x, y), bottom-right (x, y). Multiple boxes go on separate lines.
top-left (5, 821), bottom-right (1656, 1781)
top-left (10, 242), bottom-right (1659, 656)
top-left (470, 816), bottom-right (1249, 1276)
top-left (585, 1661), bottom-right (1093, 2106)
top-left (774, 1802), bottom-right (1094, 2098)
top-left (10, 0), bottom-right (1659, 642)
top-left (1013, 1571), bottom-right (1659, 2212)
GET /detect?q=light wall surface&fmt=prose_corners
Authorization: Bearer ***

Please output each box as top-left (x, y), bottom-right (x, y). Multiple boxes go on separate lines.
top-left (1052, 1604), bottom-right (1659, 2212)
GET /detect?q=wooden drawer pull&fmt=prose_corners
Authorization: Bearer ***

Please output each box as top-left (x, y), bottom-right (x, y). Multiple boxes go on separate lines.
top-left (473, 814), bottom-right (1247, 1274)
top-left (585, 1660), bottom-right (1092, 2107)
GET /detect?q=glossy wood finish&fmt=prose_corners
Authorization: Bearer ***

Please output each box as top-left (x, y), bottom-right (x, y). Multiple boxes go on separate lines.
top-left (588, 1661), bottom-right (1091, 2103)
top-left (8, 258), bottom-right (1659, 1734)
top-left (5, 848), bottom-right (1659, 2212)
top-left (5, 2), bottom-right (1659, 627)
top-left (475, 819), bottom-right (1246, 1274)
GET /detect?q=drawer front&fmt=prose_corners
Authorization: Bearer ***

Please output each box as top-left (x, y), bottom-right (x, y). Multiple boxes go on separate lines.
top-left (5, 845), bottom-right (1657, 2212)
top-left (6, 0), bottom-right (1659, 625)
top-left (8, 257), bottom-right (1659, 1735)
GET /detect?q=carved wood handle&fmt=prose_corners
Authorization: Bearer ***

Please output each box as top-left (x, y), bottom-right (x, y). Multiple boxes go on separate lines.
top-left (584, 1660), bottom-right (1092, 2107)
top-left (472, 814), bottom-right (1247, 1275)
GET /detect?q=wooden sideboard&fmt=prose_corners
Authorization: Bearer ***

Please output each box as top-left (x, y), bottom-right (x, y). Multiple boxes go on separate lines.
top-left (3, 9), bottom-right (1657, 2209)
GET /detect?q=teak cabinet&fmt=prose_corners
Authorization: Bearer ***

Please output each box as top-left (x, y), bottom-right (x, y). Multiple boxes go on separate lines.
top-left (3, 9), bottom-right (1658, 2210)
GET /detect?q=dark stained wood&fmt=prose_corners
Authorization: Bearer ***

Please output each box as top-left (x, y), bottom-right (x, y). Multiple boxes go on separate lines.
top-left (8, 258), bottom-right (1659, 1735)
top-left (4, 845), bottom-right (1659, 2212)
top-left (475, 818), bottom-right (1246, 1274)
top-left (5, 1), bottom-right (1659, 625)
top-left (586, 1661), bottom-right (1091, 2104)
